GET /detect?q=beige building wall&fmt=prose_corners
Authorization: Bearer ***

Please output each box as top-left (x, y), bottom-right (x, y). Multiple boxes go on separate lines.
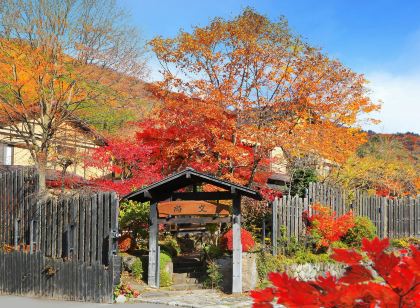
top-left (270, 146), bottom-right (337, 179)
top-left (0, 120), bottom-right (106, 180)
top-left (270, 146), bottom-right (288, 174)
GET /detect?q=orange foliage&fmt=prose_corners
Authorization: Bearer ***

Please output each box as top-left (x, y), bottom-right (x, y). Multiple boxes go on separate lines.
top-left (118, 233), bottom-right (135, 252)
top-left (150, 9), bottom-right (380, 183)
top-left (306, 203), bottom-right (355, 248)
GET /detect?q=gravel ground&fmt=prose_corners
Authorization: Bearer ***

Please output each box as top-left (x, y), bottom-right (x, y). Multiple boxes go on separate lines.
top-left (0, 295), bottom-right (170, 308)
top-left (134, 289), bottom-right (253, 308)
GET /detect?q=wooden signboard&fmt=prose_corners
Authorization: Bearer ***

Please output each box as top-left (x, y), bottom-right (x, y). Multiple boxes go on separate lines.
top-left (157, 201), bottom-right (230, 218)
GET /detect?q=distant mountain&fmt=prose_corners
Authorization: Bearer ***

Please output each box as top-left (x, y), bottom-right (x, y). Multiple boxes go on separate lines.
top-left (366, 131), bottom-right (420, 160)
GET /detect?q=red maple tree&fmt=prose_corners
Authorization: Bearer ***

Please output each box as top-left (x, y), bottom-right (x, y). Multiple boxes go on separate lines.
top-left (250, 237), bottom-right (420, 307)
top-left (87, 89), bottom-right (273, 195)
top-left (86, 137), bottom-right (162, 195)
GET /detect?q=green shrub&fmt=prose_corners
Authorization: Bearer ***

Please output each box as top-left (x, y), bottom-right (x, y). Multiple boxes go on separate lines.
top-left (342, 216), bottom-right (376, 247)
top-left (204, 260), bottom-right (222, 289)
top-left (131, 258), bottom-right (143, 280)
top-left (286, 250), bottom-right (332, 264)
top-left (159, 252), bottom-right (172, 287)
top-left (203, 244), bottom-right (223, 260)
top-left (160, 235), bottom-right (181, 258)
top-left (391, 237), bottom-right (420, 249)
top-left (119, 200), bottom-right (150, 240)
top-left (331, 241), bottom-right (349, 249)
top-left (256, 251), bottom-right (284, 282)
top-left (277, 226), bottom-right (306, 256)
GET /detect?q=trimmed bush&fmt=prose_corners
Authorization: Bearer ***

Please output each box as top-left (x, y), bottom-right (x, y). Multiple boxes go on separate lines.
top-left (220, 228), bottom-right (255, 252)
top-left (342, 216), bottom-right (376, 247)
top-left (159, 252), bottom-right (172, 287)
top-left (132, 258), bottom-right (143, 280)
top-left (160, 235), bottom-right (181, 258)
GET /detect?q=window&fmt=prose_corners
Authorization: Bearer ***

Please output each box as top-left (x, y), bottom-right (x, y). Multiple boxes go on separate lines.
top-left (0, 143), bottom-right (14, 165)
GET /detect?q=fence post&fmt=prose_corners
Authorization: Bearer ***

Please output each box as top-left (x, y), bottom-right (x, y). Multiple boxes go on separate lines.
top-left (272, 198), bottom-right (278, 256)
top-left (381, 197), bottom-right (388, 238)
top-left (14, 218), bottom-right (20, 250)
top-left (29, 219), bottom-right (37, 253)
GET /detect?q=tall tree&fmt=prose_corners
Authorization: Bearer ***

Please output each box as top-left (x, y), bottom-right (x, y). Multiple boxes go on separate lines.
top-left (87, 85), bottom-right (271, 195)
top-left (0, 0), bottom-right (147, 190)
top-left (333, 136), bottom-right (419, 196)
top-left (150, 9), bottom-right (379, 187)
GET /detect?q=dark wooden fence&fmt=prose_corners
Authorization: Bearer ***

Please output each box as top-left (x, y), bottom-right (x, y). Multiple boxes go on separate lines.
top-left (272, 182), bottom-right (420, 254)
top-left (0, 167), bottom-right (121, 303)
top-left (0, 166), bottom-right (38, 246)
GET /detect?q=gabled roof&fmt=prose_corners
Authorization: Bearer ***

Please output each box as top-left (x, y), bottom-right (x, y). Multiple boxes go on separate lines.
top-left (123, 168), bottom-right (262, 202)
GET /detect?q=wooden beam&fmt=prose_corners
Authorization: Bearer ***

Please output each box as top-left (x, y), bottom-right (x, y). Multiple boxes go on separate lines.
top-left (171, 191), bottom-right (234, 200)
top-left (148, 201), bottom-right (159, 288)
top-left (144, 190), bottom-right (152, 199)
top-left (157, 216), bottom-right (230, 225)
top-left (232, 195), bottom-right (242, 293)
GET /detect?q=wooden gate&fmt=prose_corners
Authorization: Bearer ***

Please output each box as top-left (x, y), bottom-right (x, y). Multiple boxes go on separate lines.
top-left (0, 167), bottom-right (121, 303)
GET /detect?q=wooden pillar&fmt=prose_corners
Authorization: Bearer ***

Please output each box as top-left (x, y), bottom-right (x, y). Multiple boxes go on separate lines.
top-left (232, 195), bottom-right (242, 293)
top-left (148, 201), bottom-right (160, 288)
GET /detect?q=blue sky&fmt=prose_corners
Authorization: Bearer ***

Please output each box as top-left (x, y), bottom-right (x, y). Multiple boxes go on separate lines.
top-left (119, 0), bottom-right (420, 133)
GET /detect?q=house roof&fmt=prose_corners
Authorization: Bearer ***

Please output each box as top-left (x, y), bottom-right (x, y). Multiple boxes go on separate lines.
top-left (123, 167), bottom-right (262, 202)
top-left (64, 116), bottom-right (107, 146)
top-left (268, 172), bottom-right (291, 183)
top-left (0, 113), bottom-right (106, 146)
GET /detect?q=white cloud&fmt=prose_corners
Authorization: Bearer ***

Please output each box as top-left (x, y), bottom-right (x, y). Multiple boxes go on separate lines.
top-left (364, 71), bottom-right (420, 134)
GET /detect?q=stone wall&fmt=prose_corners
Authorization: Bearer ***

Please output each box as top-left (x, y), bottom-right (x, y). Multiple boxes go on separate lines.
top-left (215, 252), bottom-right (258, 293)
top-left (283, 262), bottom-right (346, 281)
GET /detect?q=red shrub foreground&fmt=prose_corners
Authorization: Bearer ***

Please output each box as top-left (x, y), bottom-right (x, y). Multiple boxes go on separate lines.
top-left (250, 237), bottom-right (420, 307)
top-left (306, 203), bottom-right (355, 248)
top-left (220, 228), bottom-right (255, 252)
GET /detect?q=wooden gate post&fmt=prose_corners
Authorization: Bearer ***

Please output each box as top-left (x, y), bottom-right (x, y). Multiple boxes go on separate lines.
top-left (148, 201), bottom-right (159, 288)
top-left (232, 195), bottom-right (242, 293)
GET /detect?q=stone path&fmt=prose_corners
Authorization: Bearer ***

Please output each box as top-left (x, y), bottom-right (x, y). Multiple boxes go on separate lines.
top-left (133, 289), bottom-right (254, 308)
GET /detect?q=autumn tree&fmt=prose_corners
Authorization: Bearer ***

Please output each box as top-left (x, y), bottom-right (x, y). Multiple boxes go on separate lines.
top-left (332, 135), bottom-right (419, 196)
top-left (150, 9), bottom-right (380, 188)
top-left (0, 0), bottom-right (147, 190)
top-left (87, 85), bottom-right (270, 195)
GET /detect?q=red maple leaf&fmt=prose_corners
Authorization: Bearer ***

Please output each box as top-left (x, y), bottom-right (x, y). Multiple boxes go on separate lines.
top-left (362, 237), bottom-right (389, 258)
top-left (251, 237), bottom-right (420, 308)
top-left (339, 264), bottom-right (373, 284)
top-left (331, 248), bottom-right (363, 265)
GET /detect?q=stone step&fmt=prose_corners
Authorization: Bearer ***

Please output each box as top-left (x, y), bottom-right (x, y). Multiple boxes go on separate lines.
top-left (174, 262), bottom-right (204, 267)
top-left (172, 273), bottom-right (205, 285)
top-left (166, 283), bottom-right (205, 291)
top-left (173, 267), bottom-right (206, 274)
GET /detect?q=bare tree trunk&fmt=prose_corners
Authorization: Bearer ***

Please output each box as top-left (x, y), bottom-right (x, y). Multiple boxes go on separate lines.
top-left (36, 151), bottom-right (48, 192)
top-left (247, 156), bottom-right (261, 187)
